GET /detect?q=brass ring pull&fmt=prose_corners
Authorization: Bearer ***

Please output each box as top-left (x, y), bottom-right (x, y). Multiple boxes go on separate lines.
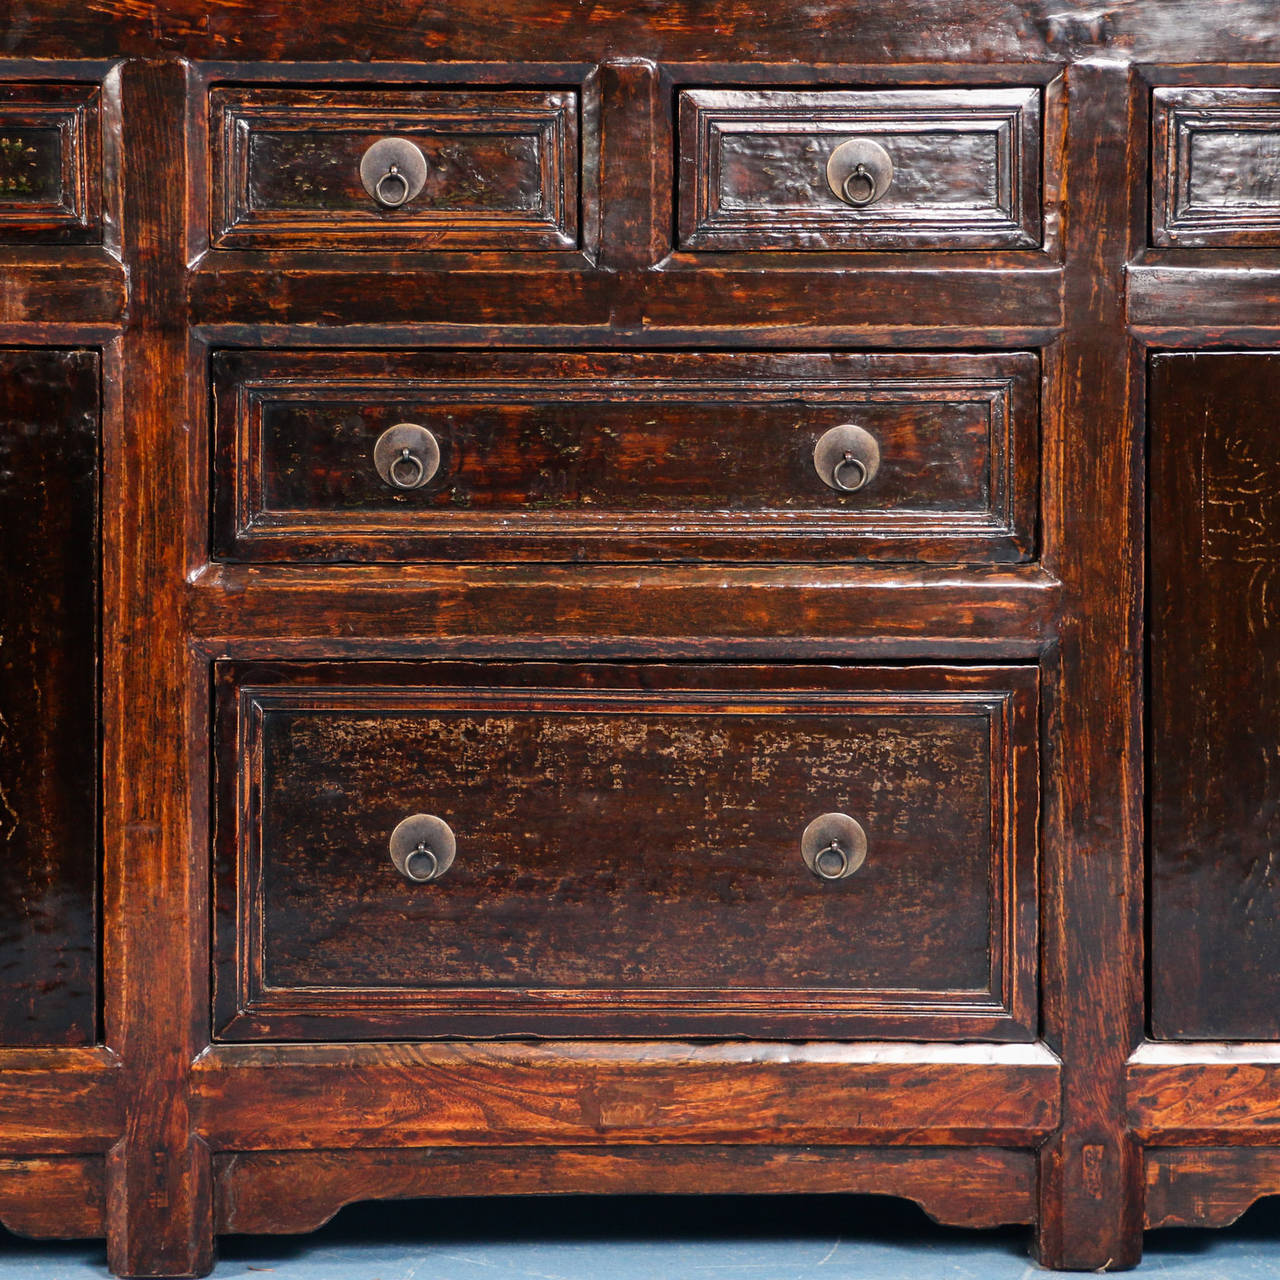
top-left (801, 812), bottom-right (867, 881)
top-left (841, 164), bottom-right (877, 207)
top-left (389, 814), bottom-right (456, 884)
top-left (831, 451), bottom-right (869, 493)
top-left (374, 164), bottom-right (411, 209)
top-left (813, 424), bottom-right (881, 494)
top-left (812, 839), bottom-right (850, 881)
top-left (373, 423), bottom-right (441, 490)
top-left (388, 446), bottom-right (426, 490)
top-left (403, 841), bottom-right (440, 883)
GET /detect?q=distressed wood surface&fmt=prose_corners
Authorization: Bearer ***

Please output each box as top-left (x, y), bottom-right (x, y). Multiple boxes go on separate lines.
top-left (192, 1041), bottom-right (1062, 1150)
top-left (1145, 1148), bottom-right (1280, 1229)
top-left (211, 348), bottom-right (1038, 564)
top-left (215, 1145), bottom-right (1038, 1234)
top-left (213, 661), bottom-right (1038, 1040)
top-left (1149, 353), bottom-right (1280, 1039)
top-left (678, 88), bottom-right (1040, 251)
top-left (0, 348), bottom-right (99, 1047)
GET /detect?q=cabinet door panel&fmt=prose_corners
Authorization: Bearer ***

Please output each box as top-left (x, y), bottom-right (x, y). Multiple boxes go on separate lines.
top-left (0, 349), bottom-right (98, 1045)
top-left (1150, 351), bottom-right (1280, 1039)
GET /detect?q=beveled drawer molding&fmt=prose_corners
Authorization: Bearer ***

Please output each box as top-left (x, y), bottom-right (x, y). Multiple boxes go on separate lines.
top-left (678, 87), bottom-right (1041, 251)
top-left (0, 83), bottom-right (100, 243)
top-left (1152, 88), bottom-right (1280, 247)
top-left (213, 661), bottom-right (1039, 1042)
top-left (209, 86), bottom-right (579, 249)
top-left (210, 349), bottom-right (1039, 563)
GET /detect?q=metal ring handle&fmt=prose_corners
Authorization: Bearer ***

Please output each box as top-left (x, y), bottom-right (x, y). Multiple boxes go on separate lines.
top-left (389, 814), bottom-right (456, 884)
top-left (374, 164), bottom-right (411, 209)
top-left (813, 839), bottom-right (850, 881)
top-left (403, 842), bottom-right (440, 883)
top-left (388, 447), bottom-right (425, 490)
top-left (841, 164), bottom-right (877, 207)
top-left (373, 424), bottom-right (441, 491)
top-left (801, 812), bottom-right (867, 881)
top-left (831, 451), bottom-right (869, 493)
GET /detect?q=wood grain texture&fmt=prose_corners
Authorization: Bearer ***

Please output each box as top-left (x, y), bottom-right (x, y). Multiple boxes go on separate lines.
top-left (1153, 88), bottom-right (1280, 247)
top-left (214, 1145), bottom-right (1038, 1234)
top-left (210, 86), bottom-right (578, 250)
top-left (1149, 352), bottom-right (1280, 1039)
top-left (0, 1156), bottom-right (105, 1238)
top-left (0, 348), bottom-right (99, 1047)
top-left (210, 348), bottom-right (1039, 564)
top-left (0, 82), bottom-right (100, 243)
top-left (1033, 62), bottom-right (1145, 1271)
top-left (679, 88), bottom-right (1040, 251)
top-left (1146, 1147), bottom-right (1280, 1228)
top-left (213, 661), bottom-right (1038, 1041)
top-left (192, 1041), bottom-right (1062, 1150)
top-left (100, 60), bottom-right (213, 1278)
top-left (0, 1049), bottom-right (122, 1155)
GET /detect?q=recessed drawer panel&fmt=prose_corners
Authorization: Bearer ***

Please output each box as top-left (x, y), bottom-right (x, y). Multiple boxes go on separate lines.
top-left (209, 87), bottom-right (578, 250)
top-left (211, 349), bottom-right (1039, 563)
top-left (678, 88), bottom-right (1041, 251)
top-left (1153, 88), bottom-right (1280, 247)
top-left (213, 662), bottom-right (1039, 1041)
top-left (0, 84), bottom-right (100, 243)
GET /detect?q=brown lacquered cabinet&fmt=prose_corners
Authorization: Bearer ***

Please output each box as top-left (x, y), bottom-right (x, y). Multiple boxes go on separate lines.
top-left (2, 4), bottom-right (1280, 1276)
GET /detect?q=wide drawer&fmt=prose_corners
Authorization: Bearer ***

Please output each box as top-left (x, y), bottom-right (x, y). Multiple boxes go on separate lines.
top-left (211, 349), bottom-right (1039, 563)
top-left (213, 661), bottom-right (1039, 1041)
top-left (209, 86), bottom-right (578, 250)
top-left (678, 87), bottom-right (1041, 251)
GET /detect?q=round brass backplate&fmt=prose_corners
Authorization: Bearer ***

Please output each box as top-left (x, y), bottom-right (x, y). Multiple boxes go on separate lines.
top-left (825, 137), bottom-right (894, 207)
top-left (389, 813), bottom-right (457, 883)
top-left (800, 812), bottom-right (868, 881)
top-left (359, 136), bottom-right (429, 208)
top-left (813, 423), bottom-right (881, 493)
top-left (373, 422), bottom-right (441, 490)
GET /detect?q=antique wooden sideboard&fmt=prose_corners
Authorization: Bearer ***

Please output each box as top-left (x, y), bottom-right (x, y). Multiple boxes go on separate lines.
top-left (1, 1), bottom-right (1279, 1274)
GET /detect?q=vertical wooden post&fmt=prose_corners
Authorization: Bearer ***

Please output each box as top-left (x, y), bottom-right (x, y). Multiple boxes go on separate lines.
top-left (1036, 59), bottom-right (1146, 1271)
top-left (102, 58), bottom-right (214, 1278)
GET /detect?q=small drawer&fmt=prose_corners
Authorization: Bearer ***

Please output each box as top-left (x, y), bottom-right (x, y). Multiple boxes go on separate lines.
top-left (0, 83), bottom-right (100, 243)
top-left (678, 87), bottom-right (1041, 251)
top-left (213, 661), bottom-right (1039, 1041)
top-left (209, 86), bottom-right (578, 250)
top-left (1153, 88), bottom-right (1280, 247)
top-left (211, 349), bottom-right (1039, 563)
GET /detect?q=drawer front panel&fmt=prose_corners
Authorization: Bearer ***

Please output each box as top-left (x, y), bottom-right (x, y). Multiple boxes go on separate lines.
top-left (211, 349), bottom-right (1039, 563)
top-left (210, 87), bottom-right (578, 250)
top-left (0, 84), bottom-right (100, 243)
top-left (678, 88), bottom-right (1041, 251)
top-left (214, 662), bottom-right (1039, 1041)
top-left (1153, 88), bottom-right (1280, 247)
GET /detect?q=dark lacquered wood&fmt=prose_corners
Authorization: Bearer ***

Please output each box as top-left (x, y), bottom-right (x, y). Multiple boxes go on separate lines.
top-left (213, 661), bottom-right (1038, 1040)
top-left (215, 1145), bottom-right (1038, 1234)
top-left (1153, 88), bottom-right (1280, 247)
top-left (0, 83), bottom-right (100, 243)
top-left (1149, 352), bottom-right (1280, 1040)
top-left (1034, 62), bottom-right (1144, 1271)
top-left (209, 87), bottom-right (578, 250)
top-left (678, 88), bottom-right (1041, 251)
top-left (0, 347), bottom-right (99, 1047)
top-left (0, 1156), bottom-right (105, 1238)
top-left (211, 349), bottom-right (1039, 564)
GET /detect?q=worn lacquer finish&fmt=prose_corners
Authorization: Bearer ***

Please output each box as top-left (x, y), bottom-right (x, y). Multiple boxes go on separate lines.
top-left (213, 661), bottom-right (1038, 1040)
top-left (211, 349), bottom-right (1039, 563)
top-left (0, 348), bottom-right (99, 1047)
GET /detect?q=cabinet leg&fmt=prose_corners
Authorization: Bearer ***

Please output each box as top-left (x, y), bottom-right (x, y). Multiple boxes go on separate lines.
top-left (1035, 1134), bottom-right (1144, 1271)
top-left (106, 1135), bottom-right (215, 1278)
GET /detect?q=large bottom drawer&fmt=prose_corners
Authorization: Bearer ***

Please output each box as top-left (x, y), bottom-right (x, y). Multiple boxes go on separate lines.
top-left (213, 662), bottom-right (1038, 1040)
